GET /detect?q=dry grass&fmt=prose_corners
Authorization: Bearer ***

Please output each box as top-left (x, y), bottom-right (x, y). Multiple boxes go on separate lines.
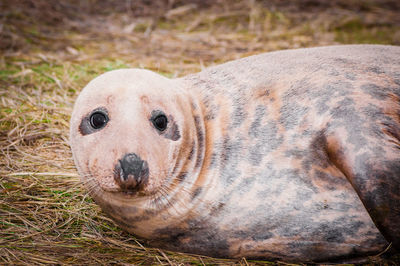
top-left (1, 0), bottom-right (400, 265)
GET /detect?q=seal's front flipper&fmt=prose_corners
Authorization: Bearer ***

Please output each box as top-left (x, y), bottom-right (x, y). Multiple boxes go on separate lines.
top-left (348, 157), bottom-right (400, 251)
top-left (326, 117), bottom-right (400, 251)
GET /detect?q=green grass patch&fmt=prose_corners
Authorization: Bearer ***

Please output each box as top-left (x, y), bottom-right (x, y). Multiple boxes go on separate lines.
top-left (100, 60), bottom-right (132, 72)
top-left (0, 65), bottom-right (19, 81)
top-left (134, 22), bottom-right (149, 33)
top-left (334, 18), bottom-right (398, 44)
top-left (1, 180), bottom-right (19, 190)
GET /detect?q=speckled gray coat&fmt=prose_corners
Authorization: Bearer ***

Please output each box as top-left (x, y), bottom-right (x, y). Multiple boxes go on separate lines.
top-left (70, 45), bottom-right (400, 263)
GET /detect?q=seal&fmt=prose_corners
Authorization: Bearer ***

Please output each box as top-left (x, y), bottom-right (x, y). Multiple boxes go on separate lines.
top-left (69, 45), bottom-right (400, 262)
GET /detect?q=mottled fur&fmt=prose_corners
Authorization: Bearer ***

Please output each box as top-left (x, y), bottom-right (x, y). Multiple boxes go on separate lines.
top-left (70, 45), bottom-right (400, 262)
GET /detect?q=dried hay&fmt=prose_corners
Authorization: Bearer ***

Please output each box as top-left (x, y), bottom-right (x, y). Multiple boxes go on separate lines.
top-left (1, 0), bottom-right (399, 264)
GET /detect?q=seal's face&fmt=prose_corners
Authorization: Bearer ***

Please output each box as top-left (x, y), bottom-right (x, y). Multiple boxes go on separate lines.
top-left (70, 69), bottom-right (189, 201)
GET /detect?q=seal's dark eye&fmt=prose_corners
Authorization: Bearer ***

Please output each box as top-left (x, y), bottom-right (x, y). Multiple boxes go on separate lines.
top-left (152, 114), bottom-right (168, 131)
top-left (90, 112), bottom-right (108, 129)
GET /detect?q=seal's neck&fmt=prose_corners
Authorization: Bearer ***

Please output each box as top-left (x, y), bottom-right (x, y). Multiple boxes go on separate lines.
top-left (158, 80), bottom-right (225, 220)
top-left (155, 88), bottom-right (209, 214)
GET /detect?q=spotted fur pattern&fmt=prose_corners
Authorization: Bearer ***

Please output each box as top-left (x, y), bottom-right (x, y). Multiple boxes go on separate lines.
top-left (70, 45), bottom-right (400, 262)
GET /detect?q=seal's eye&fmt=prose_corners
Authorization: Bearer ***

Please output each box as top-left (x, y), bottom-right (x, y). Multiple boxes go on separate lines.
top-left (90, 111), bottom-right (108, 129)
top-left (149, 110), bottom-right (180, 140)
top-left (152, 114), bottom-right (168, 131)
top-left (79, 107), bottom-right (109, 136)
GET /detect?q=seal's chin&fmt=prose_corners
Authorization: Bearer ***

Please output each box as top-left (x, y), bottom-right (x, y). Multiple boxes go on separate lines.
top-left (112, 189), bottom-right (148, 197)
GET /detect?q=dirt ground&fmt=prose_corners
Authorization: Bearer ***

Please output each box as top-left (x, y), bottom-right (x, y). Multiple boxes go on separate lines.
top-left (1, 0), bottom-right (400, 265)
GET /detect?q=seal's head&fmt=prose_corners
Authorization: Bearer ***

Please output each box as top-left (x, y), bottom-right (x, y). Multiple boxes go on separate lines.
top-left (69, 69), bottom-right (201, 211)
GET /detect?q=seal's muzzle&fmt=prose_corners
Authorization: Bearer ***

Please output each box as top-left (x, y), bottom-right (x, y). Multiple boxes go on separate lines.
top-left (114, 153), bottom-right (149, 192)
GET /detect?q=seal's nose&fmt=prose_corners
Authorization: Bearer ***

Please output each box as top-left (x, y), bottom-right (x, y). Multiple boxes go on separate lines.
top-left (114, 153), bottom-right (149, 192)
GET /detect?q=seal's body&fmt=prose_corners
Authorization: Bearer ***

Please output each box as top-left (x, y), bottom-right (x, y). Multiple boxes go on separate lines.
top-left (70, 45), bottom-right (400, 262)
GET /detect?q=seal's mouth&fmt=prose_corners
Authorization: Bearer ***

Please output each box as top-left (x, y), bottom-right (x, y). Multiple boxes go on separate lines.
top-left (92, 177), bottom-right (147, 198)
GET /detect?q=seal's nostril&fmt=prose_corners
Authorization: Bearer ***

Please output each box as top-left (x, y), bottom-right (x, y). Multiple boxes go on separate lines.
top-left (114, 153), bottom-right (149, 192)
top-left (120, 153), bottom-right (144, 179)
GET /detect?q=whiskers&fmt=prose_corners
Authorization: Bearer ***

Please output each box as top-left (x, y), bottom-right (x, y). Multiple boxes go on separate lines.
top-left (80, 173), bottom-right (103, 199)
top-left (78, 168), bottom-right (213, 221)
